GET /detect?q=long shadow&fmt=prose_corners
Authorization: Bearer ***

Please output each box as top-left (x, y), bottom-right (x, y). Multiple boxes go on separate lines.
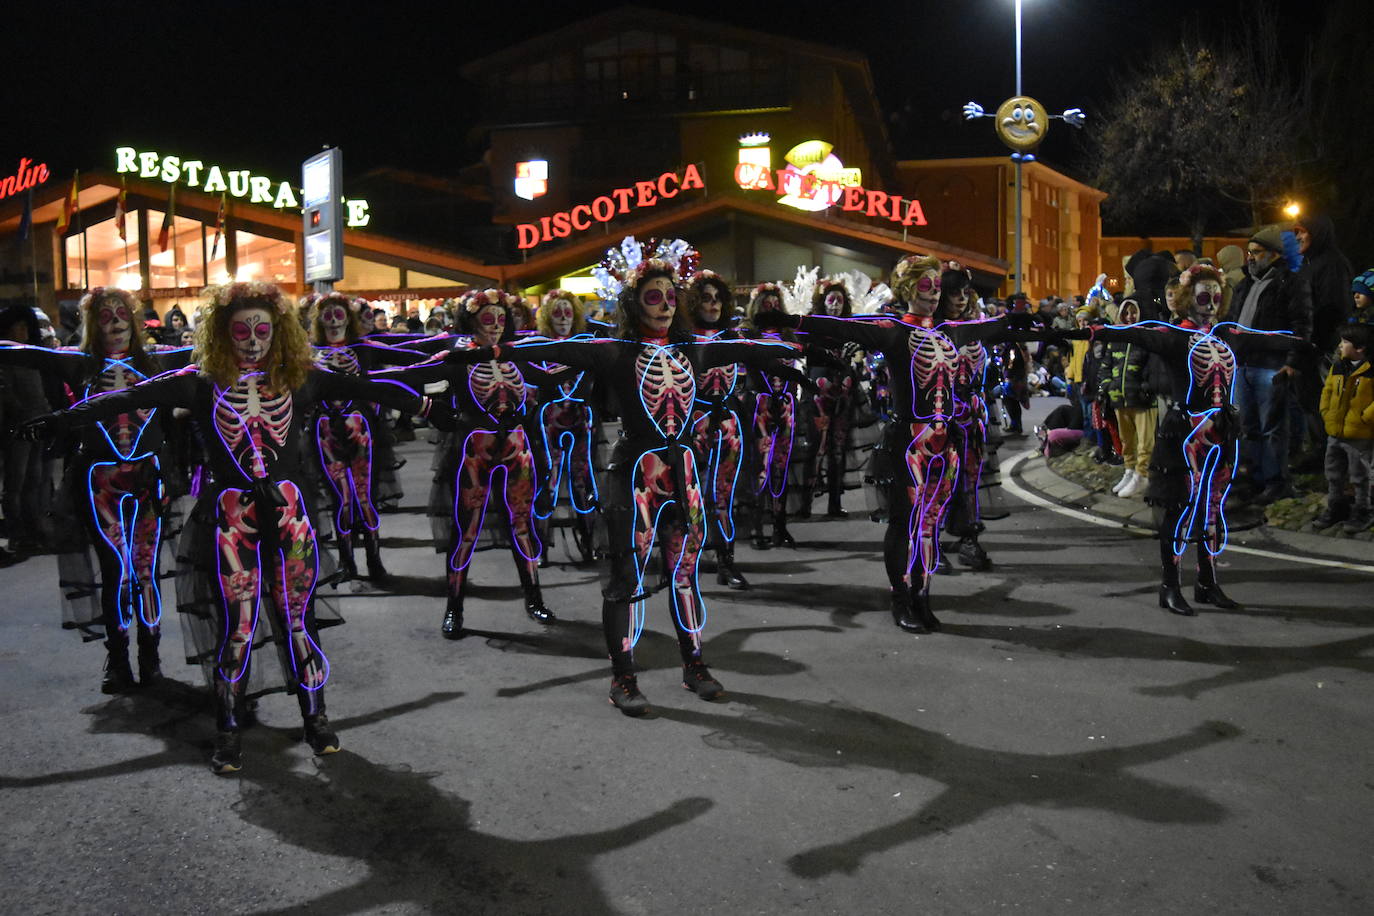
top-left (0, 683), bottom-right (465, 789)
top-left (741, 581), bottom-right (890, 629)
top-left (943, 622), bottom-right (1374, 700)
top-left (948, 579), bottom-right (1077, 620)
top-left (655, 690), bottom-right (1238, 878)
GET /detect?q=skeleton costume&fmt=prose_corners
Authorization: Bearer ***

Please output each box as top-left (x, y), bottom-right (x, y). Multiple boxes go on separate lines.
top-left (374, 289), bottom-right (559, 639)
top-left (799, 275), bottom-right (863, 520)
top-left (686, 271), bottom-right (750, 589)
top-left (496, 255), bottom-right (799, 715)
top-left (0, 288), bottom-right (191, 693)
top-left (308, 294), bottom-right (431, 585)
top-left (1078, 266), bottom-right (1298, 615)
top-left (25, 283), bottom-right (433, 774)
top-left (742, 282), bottom-right (803, 550)
top-left (529, 289), bottom-right (601, 567)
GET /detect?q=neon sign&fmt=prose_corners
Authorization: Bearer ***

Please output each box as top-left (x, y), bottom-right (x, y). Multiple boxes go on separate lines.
top-left (734, 137), bottom-right (926, 227)
top-left (115, 147), bottom-right (371, 228)
top-left (514, 160), bottom-right (548, 201)
top-left (515, 164), bottom-right (705, 250)
top-left (0, 157), bottom-right (49, 201)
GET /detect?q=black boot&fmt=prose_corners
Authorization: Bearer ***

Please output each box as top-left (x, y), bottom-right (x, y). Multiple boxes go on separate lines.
top-left (772, 509), bottom-right (796, 548)
top-left (1194, 555), bottom-right (1241, 610)
top-left (572, 516), bottom-right (596, 564)
top-left (337, 534), bottom-right (358, 581)
top-left (518, 564), bottom-right (556, 623)
top-left (298, 687), bottom-right (340, 755)
top-left (911, 585), bottom-right (942, 631)
top-left (608, 672), bottom-right (650, 716)
top-left (715, 547), bottom-right (749, 590)
top-left (136, 627), bottom-right (163, 686)
top-left (889, 583), bottom-right (926, 633)
top-left (957, 536), bottom-right (992, 572)
top-left (363, 532), bottom-right (391, 586)
top-left (826, 485), bottom-right (848, 518)
top-left (1158, 564), bottom-right (1195, 616)
top-left (750, 507), bottom-right (771, 551)
top-left (442, 578), bottom-right (465, 640)
top-left (681, 659), bottom-right (725, 700)
top-left (211, 678), bottom-right (244, 775)
top-left (101, 633), bottom-right (136, 694)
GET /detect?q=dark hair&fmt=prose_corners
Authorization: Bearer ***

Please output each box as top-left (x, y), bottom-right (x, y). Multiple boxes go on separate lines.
top-left (690, 274), bottom-right (737, 326)
top-left (614, 268), bottom-right (694, 342)
top-left (1339, 323), bottom-right (1371, 352)
top-left (0, 304), bottom-right (40, 343)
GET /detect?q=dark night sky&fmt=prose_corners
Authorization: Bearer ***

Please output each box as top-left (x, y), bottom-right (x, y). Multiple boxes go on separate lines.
top-left (5, 0), bottom-right (1318, 188)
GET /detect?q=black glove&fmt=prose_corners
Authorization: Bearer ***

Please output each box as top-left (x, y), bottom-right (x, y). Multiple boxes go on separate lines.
top-left (444, 346), bottom-right (494, 365)
top-left (425, 400), bottom-right (460, 432)
top-left (752, 311), bottom-right (798, 332)
top-left (19, 413), bottom-right (63, 441)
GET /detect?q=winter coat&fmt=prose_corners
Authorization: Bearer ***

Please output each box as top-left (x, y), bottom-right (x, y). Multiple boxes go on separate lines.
top-left (1101, 339), bottom-right (1155, 409)
top-left (1230, 265), bottom-right (1314, 370)
top-left (1066, 339), bottom-right (1090, 384)
top-left (1081, 339), bottom-right (1110, 402)
top-left (1297, 215), bottom-right (1353, 354)
top-left (1320, 358), bottom-right (1374, 439)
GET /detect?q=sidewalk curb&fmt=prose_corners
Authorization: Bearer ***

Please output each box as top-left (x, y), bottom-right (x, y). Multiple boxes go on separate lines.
top-left (1010, 450), bottom-right (1374, 568)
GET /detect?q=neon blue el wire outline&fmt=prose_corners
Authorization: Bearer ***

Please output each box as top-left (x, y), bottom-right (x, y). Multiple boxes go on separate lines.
top-left (626, 445), bottom-right (709, 647)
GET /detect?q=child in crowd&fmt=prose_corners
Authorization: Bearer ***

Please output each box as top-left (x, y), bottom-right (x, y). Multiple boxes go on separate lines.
top-left (1314, 324), bottom-right (1374, 531)
top-left (1352, 270), bottom-right (1374, 326)
top-left (1102, 298), bottom-right (1158, 497)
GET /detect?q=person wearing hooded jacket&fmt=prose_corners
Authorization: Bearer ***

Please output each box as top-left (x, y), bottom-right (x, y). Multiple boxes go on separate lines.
top-left (1291, 215), bottom-right (1355, 469)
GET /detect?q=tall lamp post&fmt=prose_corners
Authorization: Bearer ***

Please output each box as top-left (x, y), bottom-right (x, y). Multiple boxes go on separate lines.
top-left (963, 0), bottom-right (1084, 296)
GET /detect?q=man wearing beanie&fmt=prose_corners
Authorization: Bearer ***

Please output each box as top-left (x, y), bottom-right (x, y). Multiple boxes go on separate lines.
top-left (1231, 225), bottom-right (1314, 504)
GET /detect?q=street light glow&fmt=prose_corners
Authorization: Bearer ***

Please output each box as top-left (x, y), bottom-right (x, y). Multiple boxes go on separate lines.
top-left (1283, 201), bottom-right (1302, 219)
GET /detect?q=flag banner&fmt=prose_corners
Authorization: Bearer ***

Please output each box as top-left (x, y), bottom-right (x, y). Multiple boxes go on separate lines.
top-left (115, 175), bottom-right (128, 242)
top-left (18, 188), bottom-right (32, 241)
top-left (157, 184), bottom-right (175, 252)
top-left (55, 171), bottom-right (78, 235)
top-left (209, 193), bottom-right (226, 261)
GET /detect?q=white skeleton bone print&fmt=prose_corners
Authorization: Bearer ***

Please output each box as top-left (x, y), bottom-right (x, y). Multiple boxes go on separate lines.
top-left (637, 346), bottom-right (695, 437)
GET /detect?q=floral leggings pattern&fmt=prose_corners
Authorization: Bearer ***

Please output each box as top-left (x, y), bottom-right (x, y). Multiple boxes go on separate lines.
top-left (87, 457), bottom-right (166, 632)
top-left (447, 427), bottom-right (541, 596)
top-left (316, 410), bottom-right (379, 539)
top-left (883, 421), bottom-right (960, 597)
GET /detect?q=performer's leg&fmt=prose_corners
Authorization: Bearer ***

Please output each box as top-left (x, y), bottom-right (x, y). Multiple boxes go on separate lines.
top-left (1157, 504), bottom-right (1195, 616)
top-left (211, 489), bottom-right (262, 774)
top-left (344, 413), bottom-right (390, 585)
top-left (750, 395), bottom-right (773, 550)
top-left (601, 461), bottom-right (662, 716)
top-left (501, 430), bottom-right (553, 623)
top-left (316, 417), bottom-right (357, 578)
top-left (130, 484), bottom-right (165, 685)
top-left (1194, 440), bottom-right (1240, 609)
top-left (825, 396), bottom-right (851, 517)
top-left (712, 413), bottom-right (747, 589)
top-left (442, 432), bottom-right (495, 638)
top-left (770, 395), bottom-right (797, 548)
top-left (87, 463), bottom-right (140, 693)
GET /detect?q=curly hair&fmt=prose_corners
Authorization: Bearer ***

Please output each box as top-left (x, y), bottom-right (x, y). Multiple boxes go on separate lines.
top-left (890, 254), bottom-right (942, 307)
top-left (687, 270), bottom-right (737, 327)
top-left (536, 289), bottom-right (587, 338)
top-left (76, 288), bottom-right (156, 376)
top-left (1177, 264), bottom-right (1232, 321)
top-left (195, 282), bottom-right (312, 394)
top-left (744, 282), bottom-right (786, 330)
top-left (614, 267), bottom-right (694, 342)
top-left (311, 292), bottom-right (362, 345)
top-left (811, 277), bottom-right (852, 318)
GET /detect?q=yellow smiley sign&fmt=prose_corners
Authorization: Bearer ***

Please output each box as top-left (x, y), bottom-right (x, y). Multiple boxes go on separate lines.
top-left (995, 96), bottom-right (1049, 153)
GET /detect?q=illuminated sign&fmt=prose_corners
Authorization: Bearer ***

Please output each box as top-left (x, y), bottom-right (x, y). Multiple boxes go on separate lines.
top-left (515, 164), bottom-right (705, 250)
top-left (114, 147), bottom-right (371, 228)
top-left (0, 157), bottom-right (49, 201)
top-left (514, 160), bottom-right (548, 201)
top-left (734, 137), bottom-right (925, 227)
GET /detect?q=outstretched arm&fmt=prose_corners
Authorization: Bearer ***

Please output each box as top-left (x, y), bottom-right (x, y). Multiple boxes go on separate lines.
top-left (0, 343), bottom-right (88, 388)
top-left (502, 338), bottom-right (614, 373)
top-left (694, 338), bottom-right (802, 369)
top-left (312, 367), bottom-right (431, 416)
top-left (22, 368), bottom-right (197, 438)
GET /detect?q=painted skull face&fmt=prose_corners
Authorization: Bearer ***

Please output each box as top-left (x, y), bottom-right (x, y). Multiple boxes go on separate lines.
top-left (822, 289), bottom-right (846, 316)
top-left (229, 306), bottom-right (273, 368)
top-left (98, 297), bottom-right (133, 353)
top-left (476, 304), bottom-right (507, 346)
top-left (697, 284), bottom-right (724, 324)
top-left (944, 285), bottom-right (968, 319)
top-left (639, 276), bottom-right (677, 334)
top-left (320, 302), bottom-right (349, 343)
top-left (758, 293), bottom-right (781, 314)
top-left (358, 308), bottom-right (375, 334)
top-left (548, 298), bottom-right (575, 337)
top-left (908, 269), bottom-right (941, 316)
top-left (1192, 280), bottom-right (1223, 325)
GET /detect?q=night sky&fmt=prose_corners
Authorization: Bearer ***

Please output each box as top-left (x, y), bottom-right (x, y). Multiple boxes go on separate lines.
top-left (6, 0), bottom-right (1318, 194)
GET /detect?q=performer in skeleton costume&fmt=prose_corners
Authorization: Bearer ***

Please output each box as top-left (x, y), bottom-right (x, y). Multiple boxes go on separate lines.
top-left (742, 281), bottom-right (803, 549)
top-left (529, 289), bottom-right (600, 566)
top-left (0, 288), bottom-right (190, 693)
top-left (23, 282), bottom-right (433, 774)
top-left (492, 247), bottom-right (799, 715)
top-left (309, 293), bottom-right (431, 585)
top-left (799, 274), bottom-right (863, 519)
top-left (757, 254), bottom-right (1002, 632)
top-left (1078, 265), bottom-right (1299, 615)
top-left (374, 289), bottom-right (558, 639)
top-left (686, 270), bottom-right (750, 589)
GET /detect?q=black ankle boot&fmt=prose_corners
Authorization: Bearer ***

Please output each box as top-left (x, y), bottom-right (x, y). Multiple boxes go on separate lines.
top-left (101, 634), bottom-right (136, 694)
top-left (889, 583), bottom-right (927, 633)
top-left (441, 592), bottom-right (465, 639)
top-left (338, 537), bottom-right (358, 581)
top-left (363, 534), bottom-right (391, 586)
top-left (912, 587), bottom-right (942, 631)
top-left (212, 679), bottom-right (244, 774)
top-left (1194, 558), bottom-right (1241, 609)
top-left (297, 688), bottom-right (339, 755)
top-left (518, 564), bottom-right (556, 623)
top-left (1158, 565), bottom-right (1195, 616)
top-left (715, 548), bottom-right (749, 590)
top-left (957, 536), bottom-right (991, 571)
top-left (772, 512), bottom-right (796, 548)
top-left (136, 628), bottom-right (163, 686)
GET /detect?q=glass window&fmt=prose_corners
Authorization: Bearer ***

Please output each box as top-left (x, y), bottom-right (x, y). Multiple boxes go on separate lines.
top-left (407, 269), bottom-right (460, 288)
top-left (64, 213), bottom-right (144, 291)
top-left (230, 228), bottom-right (296, 289)
top-left (754, 236), bottom-right (811, 286)
top-left (821, 252), bottom-right (884, 280)
top-left (145, 209), bottom-right (209, 290)
top-left (335, 256), bottom-right (401, 291)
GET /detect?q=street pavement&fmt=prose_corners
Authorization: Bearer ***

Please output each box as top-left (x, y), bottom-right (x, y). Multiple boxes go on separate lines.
top-left (1, 401), bottom-right (1371, 915)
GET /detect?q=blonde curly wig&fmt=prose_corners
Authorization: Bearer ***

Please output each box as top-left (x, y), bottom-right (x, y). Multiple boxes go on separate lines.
top-left (536, 289), bottom-right (587, 338)
top-left (195, 281), bottom-right (313, 394)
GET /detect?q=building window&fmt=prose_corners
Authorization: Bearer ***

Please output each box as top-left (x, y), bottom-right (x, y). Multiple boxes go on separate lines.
top-left (233, 228), bottom-right (296, 288)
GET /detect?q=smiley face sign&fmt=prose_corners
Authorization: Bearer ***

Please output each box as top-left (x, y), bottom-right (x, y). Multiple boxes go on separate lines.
top-left (995, 96), bottom-right (1049, 153)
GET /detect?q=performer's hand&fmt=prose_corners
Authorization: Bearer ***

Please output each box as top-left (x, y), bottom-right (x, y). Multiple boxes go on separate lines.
top-left (19, 413), bottom-right (62, 441)
top-left (753, 311), bottom-right (799, 331)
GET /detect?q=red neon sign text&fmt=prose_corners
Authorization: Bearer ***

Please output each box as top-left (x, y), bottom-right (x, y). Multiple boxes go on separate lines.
top-left (733, 163), bottom-right (927, 227)
top-left (516, 164), bottom-right (705, 250)
top-left (0, 157), bottom-right (50, 201)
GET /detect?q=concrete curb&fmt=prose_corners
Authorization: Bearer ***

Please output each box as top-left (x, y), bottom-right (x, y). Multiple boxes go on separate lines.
top-left (1010, 450), bottom-right (1374, 567)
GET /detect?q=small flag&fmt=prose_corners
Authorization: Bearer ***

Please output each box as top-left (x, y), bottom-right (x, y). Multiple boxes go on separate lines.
top-left (157, 184), bottom-right (175, 252)
top-left (209, 193), bottom-right (226, 261)
top-left (55, 170), bottom-right (78, 235)
top-left (115, 175), bottom-right (128, 242)
top-left (18, 188), bottom-right (32, 241)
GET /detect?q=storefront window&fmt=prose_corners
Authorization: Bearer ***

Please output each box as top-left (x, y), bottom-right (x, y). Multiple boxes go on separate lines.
top-left (335, 256), bottom-right (400, 291)
top-left (407, 269), bottom-right (460, 288)
top-left (233, 228), bottom-right (296, 289)
top-left (64, 213), bottom-right (143, 291)
top-left (145, 209), bottom-right (207, 290)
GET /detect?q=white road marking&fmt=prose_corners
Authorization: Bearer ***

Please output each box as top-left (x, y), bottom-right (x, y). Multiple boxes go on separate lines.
top-left (1000, 449), bottom-right (1374, 575)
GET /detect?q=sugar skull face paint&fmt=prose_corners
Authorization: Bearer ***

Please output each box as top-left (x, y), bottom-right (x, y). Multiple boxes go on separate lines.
top-left (639, 276), bottom-right (677, 335)
top-left (230, 307), bottom-right (273, 368)
top-left (822, 289), bottom-right (846, 316)
top-left (1193, 280), bottom-right (1223, 325)
top-left (320, 303), bottom-right (349, 343)
top-left (549, 298), bottom-right (575, 337)
top-left (476, 304), bottom-right (507, 346)
top-left (697, 284), bottom-right (724, 324)
top-left (909, 269), bottom-right (942, 316)
top-left (99, 298), bottom-right (133, 353)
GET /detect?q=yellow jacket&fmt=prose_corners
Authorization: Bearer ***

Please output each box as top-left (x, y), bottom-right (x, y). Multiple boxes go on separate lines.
top-left (1320, 360), bottom-right (1374, 439)
top-left (1066, 339), bottom-right (1090, 384)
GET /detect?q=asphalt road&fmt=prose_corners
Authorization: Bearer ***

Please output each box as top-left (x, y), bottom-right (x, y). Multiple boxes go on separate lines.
top-left (2, 403), bottom-right (1371, 915)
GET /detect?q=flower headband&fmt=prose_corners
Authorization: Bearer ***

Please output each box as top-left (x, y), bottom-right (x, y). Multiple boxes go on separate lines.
top-left (78, 286), bottom-right (139, 313)
top-left (464, 288), bottom-right (512, 314)
top-left (1178, 264), bottom-right (1224, 288)
top-left (210, 280), bottom-right (291, 315)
